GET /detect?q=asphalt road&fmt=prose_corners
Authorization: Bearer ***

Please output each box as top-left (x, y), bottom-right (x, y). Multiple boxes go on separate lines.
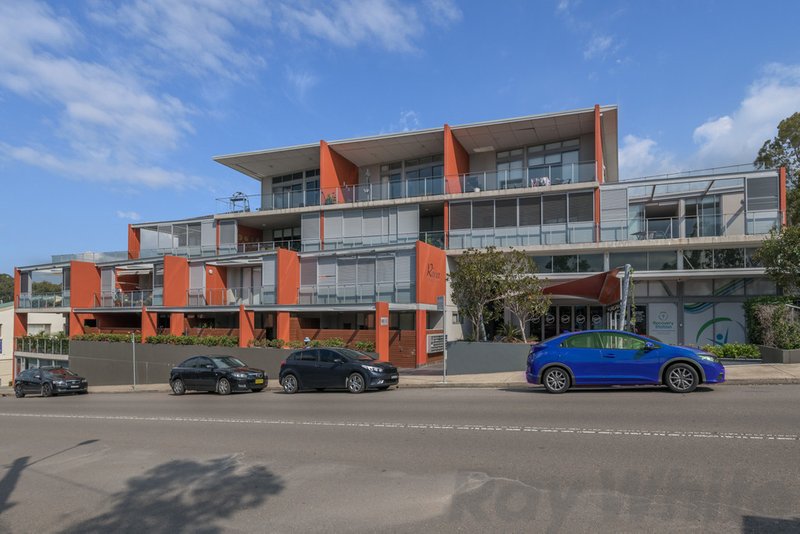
top-left (1, 385), bottom-right (798, 533)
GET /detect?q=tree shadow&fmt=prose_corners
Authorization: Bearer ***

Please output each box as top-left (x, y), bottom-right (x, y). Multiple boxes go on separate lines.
top-left (742, 515), bottom-right (800, 533)
top-left (60, 456), bottom-right (284, 534)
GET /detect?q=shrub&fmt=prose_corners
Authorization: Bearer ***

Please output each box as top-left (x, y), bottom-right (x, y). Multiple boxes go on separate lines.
top-left (72, 333), bottom-right (142, 343)
top-left (353, 341), bottom-right (375, 352)
top-left (286, 340), bottom-right (305, 349)
top-left (702, 343), bottom-right (761, 359)
top-left (755, 304), bottom-right (800, 350)
top-left (145, 334), bottom-right (238, 347)
top-left (249, 338), bottom-right (286, 349)
top-left (744, 296), bottom-right (793, 345)
top-left (319, 337), bottom-right (345, 347)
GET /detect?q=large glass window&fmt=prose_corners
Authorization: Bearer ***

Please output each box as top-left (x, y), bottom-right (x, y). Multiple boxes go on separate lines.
top-left (648, 251), bottom-right (677, 270)
top-left (609, 252), bottom-right (647, 272)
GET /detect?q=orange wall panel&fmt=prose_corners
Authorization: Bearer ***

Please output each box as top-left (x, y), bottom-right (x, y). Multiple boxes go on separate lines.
top-left (141, 309), bottom-right (157, 342)
top-left (320, 140), bottom-right (358, 198)
top-left (205, 265), bottom-right (227, 306)
top-left (169, 312), bottom-right (185, 336)
top-left (128, 225), bottom-right (140, 260)
top-left (276, 248), bottom-right (299, 305)
top-left (276, 311), bottom-right (291, 343)
top-left (415, 310), bottom-right (428, 366)
top-left (375, 302), bottom-right (390, 362)
top-left (415, 241), bottom-right (446, 305)
top-left (239, 305), bottom-right (255, 348)
top-left (444, 124), bottom-right (468, 194)
top-left (163, 255), bottom-right (189, 307)
top-left (70, 261), bottom-right (100, 308)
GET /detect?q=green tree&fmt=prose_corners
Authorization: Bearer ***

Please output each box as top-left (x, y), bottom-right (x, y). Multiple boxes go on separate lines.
top-left (32, 280), bottom-right (63, 294)
top-left (0, 273), bottom-right (12, 303)
top-left (448, 247), bottom-right (506, 341)
top-left (753, 225), bottom-right (800, 296)
top-left (500, 250), bottom-right (550, 342)
top-left (755, 112), bottom-right (800, 225)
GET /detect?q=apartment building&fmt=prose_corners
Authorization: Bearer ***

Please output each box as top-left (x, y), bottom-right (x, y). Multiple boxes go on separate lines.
top-left (12, 105), bottom-right (786, 373)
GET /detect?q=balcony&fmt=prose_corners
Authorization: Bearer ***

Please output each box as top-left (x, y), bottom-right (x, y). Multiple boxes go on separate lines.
top-left (600, 211), bottom-right (781, 242)
top-left (216, 163), bottom-right (597, 213)
top-left (94, 290), bottom-right (158, 308)
top-left (187, 286), bottom-right (277, 307)
top-left (15, 336), bottom-right (69, 355)
top-left (236, 240), bottom-right (301, 254)
top-left (298, 282), bottom-right (415, 305)
top-left (448, 222), bottom-right (595, 249)
top-left (16, 292), bottom-right (70, 309)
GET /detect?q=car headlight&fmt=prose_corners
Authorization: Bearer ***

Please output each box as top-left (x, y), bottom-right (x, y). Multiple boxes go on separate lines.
top-left (697, 353), bottom-right (718, 362)
top-left (362, 365), bottom-right (383, 373)
top-left (54, 380), bottom-right (66, 385)
top-left (230, 372), bottom-right (247, 379)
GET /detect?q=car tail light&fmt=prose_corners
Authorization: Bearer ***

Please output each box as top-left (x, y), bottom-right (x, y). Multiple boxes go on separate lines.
top-left (280, 361), bottom-right (286, 366)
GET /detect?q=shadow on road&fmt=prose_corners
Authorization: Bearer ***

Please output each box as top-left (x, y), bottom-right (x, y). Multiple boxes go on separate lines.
top-left (60, 456), bottom-right (284, 534)
top-left (742, 515), bottom-right (800, 533)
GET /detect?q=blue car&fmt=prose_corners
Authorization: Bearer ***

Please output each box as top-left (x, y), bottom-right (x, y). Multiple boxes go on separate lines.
top-left (526, 330), bottom-right (725, 393)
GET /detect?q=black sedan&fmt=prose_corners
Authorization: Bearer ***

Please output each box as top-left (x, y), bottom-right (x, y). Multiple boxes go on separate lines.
top-left (14, 367), bottom-right (88, 397)
top-left (279, 348), bottom-right (398, 394)
top-left (170, 355), bottom-right (267, 395)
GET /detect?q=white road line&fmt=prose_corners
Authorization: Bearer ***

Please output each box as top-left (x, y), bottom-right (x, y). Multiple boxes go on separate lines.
top-left (0, 412), bottom-right (797, 442)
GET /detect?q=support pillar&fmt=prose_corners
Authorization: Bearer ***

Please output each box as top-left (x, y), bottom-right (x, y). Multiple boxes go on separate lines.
top-left (142, 307), bottom-right (157, 342)
top-left (415, 310), bottom-right (428, 367)
top-left (170, 312), bottom-right (185, 336)
top-left (375, 302), bottom-right (390, 362)
top-left (276, 312), bottom-right (291, 344)
top-left (68, 311), bottom-right (83, 338)
top-left (239, 305), bottom-right (255, 348)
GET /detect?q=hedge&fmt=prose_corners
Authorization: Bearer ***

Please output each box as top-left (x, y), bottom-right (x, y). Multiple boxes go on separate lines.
top-left (249, 339), bottom-right (286, 349)
top-left (72, 333), bottom-right (142, 343)
top-left (702, 343), bottom-right (761, 359)
top-left (145, 334), bottom-right (239, 347)
top-left (744, 295), bottom-right (794, 345)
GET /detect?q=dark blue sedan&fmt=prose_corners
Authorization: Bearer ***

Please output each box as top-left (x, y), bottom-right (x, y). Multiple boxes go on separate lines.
top-left (526, 330), bottom-right (725, 393)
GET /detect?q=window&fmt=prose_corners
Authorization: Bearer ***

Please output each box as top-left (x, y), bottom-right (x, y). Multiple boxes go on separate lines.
top-left (450, 202), bottom-right (471, 230)
top-left (648, 251), bottom-right (677, 270)
top-left (597, 332), bottom-right (646, 350)
top-left (542, 195), bottom-right (567, 224)
top-left (319, 350), bottom-right (339, 363)
top-left (495, 199), bottom-right (518, 227)
top-left (568, 192), bottom-right (594, 222)
top-left (299, 350), bottom-right (318, 362)
top-left (519, 197), bottom-right (541, 226)
top-left (472, 201), bottom-right (494, 229)
top-left (562, 333), bottom-right (600, 349)
top-left (609, 252), bottom-right (647, 272)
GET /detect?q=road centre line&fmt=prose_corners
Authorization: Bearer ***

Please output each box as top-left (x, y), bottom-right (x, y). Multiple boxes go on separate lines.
top-left (0, 412), bottom-right (797, 442)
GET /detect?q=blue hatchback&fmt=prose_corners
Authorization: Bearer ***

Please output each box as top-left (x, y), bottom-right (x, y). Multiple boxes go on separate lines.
top-left (526, 330), bottom-right (725, 393)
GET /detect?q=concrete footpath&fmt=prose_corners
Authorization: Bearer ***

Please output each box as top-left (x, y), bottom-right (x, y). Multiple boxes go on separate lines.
top-left (2, 363), bottom-right (799, 395)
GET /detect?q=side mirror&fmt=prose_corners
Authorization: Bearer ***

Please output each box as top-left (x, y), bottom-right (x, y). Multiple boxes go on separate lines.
top-left (644, 342), bottom-right (655, 351)
top-left (204, 364), bottom-right (214, 369)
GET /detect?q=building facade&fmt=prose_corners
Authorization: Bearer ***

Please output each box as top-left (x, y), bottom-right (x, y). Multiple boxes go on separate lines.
top-left (0, 302), bottom-right (66, 383)
top-left (12, 105), bottom-right (786, 373)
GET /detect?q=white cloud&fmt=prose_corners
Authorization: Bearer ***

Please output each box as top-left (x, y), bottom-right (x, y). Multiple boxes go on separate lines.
top-left (116, 210), bottom-right (141, 221)
top-left (87, 0), bottom-right (269, 81)
top-left (692, 63), bottom-right (800, 167)
top-left (382, 110), bottom-right (421, 134)
top-left (279, 0), bottom-right (441, 52)
top-left (286, 68), bottom-right (318, 101)
top-left (618, 134), bottom-right (676, 179)
top-left (424, 0), bottom-right (462, 25)
top-left (583, 34), bottom-right (615, 60)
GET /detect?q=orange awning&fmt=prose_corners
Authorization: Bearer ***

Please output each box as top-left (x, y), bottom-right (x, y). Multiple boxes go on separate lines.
top-left (543, 268), bottom-right (622, 305)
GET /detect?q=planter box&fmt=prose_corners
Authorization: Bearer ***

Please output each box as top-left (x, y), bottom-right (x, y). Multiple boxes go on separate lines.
top-left (758, 345), bottom-right (800, 364)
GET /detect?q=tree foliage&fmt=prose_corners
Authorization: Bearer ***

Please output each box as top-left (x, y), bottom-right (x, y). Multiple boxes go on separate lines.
top-left (753, 225), bottom-right (800, 296)
top-left (448, 247), bottom-right (549, 342)
top-left (755, 111), bottom-right (800, 225)
top-left (0, 273), bottom-right (12, 303)
top-left (32, 280), bottom-right (63, 295)
top-left (500, 250), bottom-right (551, 342)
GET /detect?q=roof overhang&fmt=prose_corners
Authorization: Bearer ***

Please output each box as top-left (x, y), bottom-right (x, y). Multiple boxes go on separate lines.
top-left (543, 268), bottom-right (622, 305)
top-left (214, 143), bottom-right (321, 181)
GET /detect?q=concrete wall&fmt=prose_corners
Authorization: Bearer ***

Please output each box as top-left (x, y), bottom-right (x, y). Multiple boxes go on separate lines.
top-left (445, 341), bottom-right (530, 375)
top-left (69, 340), bottom-right (292, 386)
top-left (759, 345), bottom-right (800, 364)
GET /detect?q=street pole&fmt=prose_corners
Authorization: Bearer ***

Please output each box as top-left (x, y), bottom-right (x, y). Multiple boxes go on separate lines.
top-left (442, 290), bottom-right (448, 384)
top-left (131, 332), bottom-right (137, 390)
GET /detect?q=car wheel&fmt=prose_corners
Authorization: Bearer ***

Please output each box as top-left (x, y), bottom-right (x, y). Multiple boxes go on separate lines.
top-left (41, 382), bottom-right (54, 398)
top-left (347, 373), bottom-right (366, 394)
top-left (217, 377), bottom-right (232, 395)
top-left (14, 384), bottom-right (25, 398)
top-left (542, 367), bottom-right (570, 394)
top-left (171, 378), bottom-right (186, 396)
top-left (282, 374), bottom-right (299, 394)
top-left (666, 363), bottom-right (698, 393)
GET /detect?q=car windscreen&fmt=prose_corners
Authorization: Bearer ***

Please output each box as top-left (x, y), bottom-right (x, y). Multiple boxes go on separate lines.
top-left (334, 348), bottom-right (376, 361)
top-left (210, 356), bottom-right (246, 368)
top-left (45, 368), bottom-right (78, 377)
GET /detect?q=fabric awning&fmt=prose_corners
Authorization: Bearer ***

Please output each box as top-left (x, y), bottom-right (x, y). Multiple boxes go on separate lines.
top-left (543, 268), bottom-right (622, 305)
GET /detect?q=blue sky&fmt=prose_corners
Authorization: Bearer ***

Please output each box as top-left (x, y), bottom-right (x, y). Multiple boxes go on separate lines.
top-left (1, 0), bottom-right (799, 274)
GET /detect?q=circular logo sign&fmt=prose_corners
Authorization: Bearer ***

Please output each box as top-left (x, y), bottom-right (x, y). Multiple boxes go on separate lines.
top-left (658, 311), bottom-right (668, 321)
top-left (591, 314), bottom-right (601, 325)
top-left (576, 314), bottom-right (586, 324)
top-left (560, 314), bottom-right (570, 324)
top-left (545, 314), bottom-right (555, 324)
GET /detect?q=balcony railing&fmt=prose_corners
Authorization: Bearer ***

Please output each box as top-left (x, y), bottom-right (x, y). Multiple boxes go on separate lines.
top-left (95, 290), bottom-right (156, 308)
top-left (16, 292), bottom-right (70, 309)
top-left (139, 245), bottom-right (218, 259)
top-left (419, 231), bottom-right (445, 248)
top-left (216, 164), bottom-right (597, 213)
top-left (298, 282), bottom-right (415, 305)
top-left (448, 222), bottom-right (595, 249)
top-left (600, 211), bottom-right (781, 242)
top-left (15, 336), bottom-right (69, 355)
top-left (237, 240), bottom-right (301, 254)
top-left (187, 286), bottom-right (277, 307)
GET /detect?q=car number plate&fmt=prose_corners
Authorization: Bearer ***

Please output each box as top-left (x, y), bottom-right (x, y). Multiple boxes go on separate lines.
top-left (254, 378), bottom-right (264, 384)
top-left (390, 375), bottom-right (398, 379)
top-left (70, 385), bottom-right (80, 388)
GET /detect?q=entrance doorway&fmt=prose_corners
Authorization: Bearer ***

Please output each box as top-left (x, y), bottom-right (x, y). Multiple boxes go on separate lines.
top-left (530, 304), bottom-right (606, 342)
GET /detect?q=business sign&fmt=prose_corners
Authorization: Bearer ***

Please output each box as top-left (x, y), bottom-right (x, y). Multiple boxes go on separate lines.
top-left (647, 303), bottom-right (677, 345)
top-left (427, 333), bottom-right (445, 353)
